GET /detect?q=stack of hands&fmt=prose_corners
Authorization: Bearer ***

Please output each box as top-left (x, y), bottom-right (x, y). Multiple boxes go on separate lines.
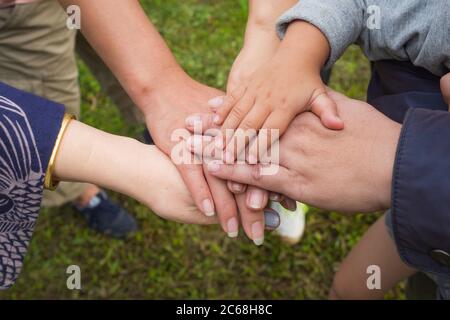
top-left (140, 7), bottom-right (400, 245)
top-left (148, 7), bottom-right (396, 245)
top-left (54, 0), bottom-right (450, 246)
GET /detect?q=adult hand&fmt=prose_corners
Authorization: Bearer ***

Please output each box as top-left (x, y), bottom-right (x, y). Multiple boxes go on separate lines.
top-left (187, 1), bottom-right (286, 243)
top-left (64, 0), bottom-right (277, 242)
top-left (204, 90), bottom-right (402, 213)
top-left (54, 120), bottom-right (218, 225)
top-left (142, 72), bottom-right (280, 243)
top-left (141, 71), bottom-right (249, 237)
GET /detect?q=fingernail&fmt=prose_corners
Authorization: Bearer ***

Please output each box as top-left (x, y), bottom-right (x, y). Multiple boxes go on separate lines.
top-left (264, 209), bottom-right (281, 230)
top-left (269, 193), bottom-right (281, 202)
top-left (227, 217), bottom-right (239, 238)
top-left (202, 199), bottom-right (215, 217)
top-left (249, 190), bottom-right (264, 210)
top-left (231, 182), bottom-right (244, 193)
top-left (208, 96), bottom-right (225, 108)
top-left (213, 114), bottom-right (221, 124)
top-left (185, 115), bottom-right (201, 127)
top-left (252, 221), bottom-right (264, 246)
top-left (207, 161), bottom-right (221, 172)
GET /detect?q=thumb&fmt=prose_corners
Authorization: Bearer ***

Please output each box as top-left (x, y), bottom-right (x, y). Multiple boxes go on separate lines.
top-left (310, 91), bottom-right (344, 130)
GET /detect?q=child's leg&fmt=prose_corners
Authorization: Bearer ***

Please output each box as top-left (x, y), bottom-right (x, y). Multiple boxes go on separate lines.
top-left (329, 213), bottom-right (416, 299)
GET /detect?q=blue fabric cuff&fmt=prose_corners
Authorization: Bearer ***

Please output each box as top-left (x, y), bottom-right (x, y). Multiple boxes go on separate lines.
top-left (392, 107), bottom-right (450, 276)
top-left (0, 82), bottom-right (65, 171)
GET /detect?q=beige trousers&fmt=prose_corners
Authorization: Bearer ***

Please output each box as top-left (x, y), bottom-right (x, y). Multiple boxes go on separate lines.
top-left (0, 0), bottom-right (143, 207)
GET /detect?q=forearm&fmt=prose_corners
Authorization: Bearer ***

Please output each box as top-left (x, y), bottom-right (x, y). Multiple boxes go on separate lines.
top-left (53, 120), bottom-right (215, 225)
top-left (248, 0), bottom-right (297, 28)
top-left (53, 120), bottom-right (155, 206)
top-left (276, 0), bottom-right (365, 69)
top-left (244, 0), bottom-right (297, 45)
top-left (276, 21), bottom-right (330, 73)
top-left (58, 0), bottom-right (186, 112)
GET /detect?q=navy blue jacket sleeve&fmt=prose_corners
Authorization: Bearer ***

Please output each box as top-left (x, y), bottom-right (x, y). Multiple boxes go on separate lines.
top-left (0, 81), bottom-right (65, 289)
top-left (392, 107), bottom-right (450, 276)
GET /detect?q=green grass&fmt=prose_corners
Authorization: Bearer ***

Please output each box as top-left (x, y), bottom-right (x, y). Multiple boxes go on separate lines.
top-left (0, 0), bottom-right (404, 299)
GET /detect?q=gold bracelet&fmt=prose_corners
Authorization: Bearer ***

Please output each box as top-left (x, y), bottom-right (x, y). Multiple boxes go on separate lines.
top-left (44, 113), bottom-right (76, 190)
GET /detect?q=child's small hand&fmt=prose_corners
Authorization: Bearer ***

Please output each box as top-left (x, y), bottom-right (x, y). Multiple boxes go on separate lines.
top-left (226, 22), bottom-right (280, 94)
top-left (211, 22), bottom-right (344, 161)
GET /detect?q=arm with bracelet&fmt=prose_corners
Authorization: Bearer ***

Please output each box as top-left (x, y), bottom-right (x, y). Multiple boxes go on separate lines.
top-left (0, 82), bottom-right (216, 289)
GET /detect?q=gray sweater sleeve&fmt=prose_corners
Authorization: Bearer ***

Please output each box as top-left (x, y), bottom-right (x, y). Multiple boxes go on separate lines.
top-left (277, 0), bottom-right (450, 76)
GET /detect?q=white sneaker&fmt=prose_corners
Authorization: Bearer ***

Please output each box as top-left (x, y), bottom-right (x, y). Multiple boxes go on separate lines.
top-left (270, 201), bottom-right (307, 245)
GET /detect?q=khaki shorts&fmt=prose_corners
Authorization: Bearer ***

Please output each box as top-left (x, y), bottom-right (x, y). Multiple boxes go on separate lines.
top-left (0, 0), bottom-right (143, 207)
top-left (0, 0), bottom-right (86, 207)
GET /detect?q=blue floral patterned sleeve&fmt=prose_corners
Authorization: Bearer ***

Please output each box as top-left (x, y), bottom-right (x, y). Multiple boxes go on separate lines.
top-left (0, 81), bottom-right (65, 289)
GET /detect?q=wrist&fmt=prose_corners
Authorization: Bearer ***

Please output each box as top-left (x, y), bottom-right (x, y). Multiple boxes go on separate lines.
top-left (53, 120), bottom-right (163, 209)
top-left (244, 20), bottom-right (280, 45)
top-left (128, 64), bottom-right (189, 115)
top-left (280, 21), bottom-right (330, 71)
top-left (54, 121), bottom-right (138, 193)
top-left (248, 0), bottom-right (297, 27)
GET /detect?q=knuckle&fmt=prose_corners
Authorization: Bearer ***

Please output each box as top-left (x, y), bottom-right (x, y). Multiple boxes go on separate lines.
top-left (218, 201), bottom-right (237, 218)
top-left (227, 163), bottom-right (237, 178)
top-left (264, 90), bottom-right (273, 99)
top-left (251, 164), bottom-right (263, 182)
top-left (277, 101), bottom-right (297, 115)
top-left (279, 96), bottom-right (288, 106)
top-left (230, 88), bottom-right (244, 101)
top-left (220, 99), bottom-right (235, 114)
top-left (299, 113), bottom-right (320, 132)
top-left (229, 105), bottom-right (246, 120)
top-left (240, 119), bottom-right (256, 131)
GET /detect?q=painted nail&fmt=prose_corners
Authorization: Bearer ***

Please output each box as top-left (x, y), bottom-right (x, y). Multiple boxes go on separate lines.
top-left (264, 209), bottom-right (281, 230)
top-left (227, 217), bottom-right (239, 238)
top-left (185, 115), bottom-right (201, 127)
top-left (251, 221), bottom-right (264, 246)
top-left (207, 161), bottom-right (221, 172)
top-left (202, 199), bottom-right (215, 217)
top-left (283, 198), bottom-right (298, 212)
top-left (249, 190), bottom-right (264, 210)
top-left (208, 96), bottom-right (225, 108)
